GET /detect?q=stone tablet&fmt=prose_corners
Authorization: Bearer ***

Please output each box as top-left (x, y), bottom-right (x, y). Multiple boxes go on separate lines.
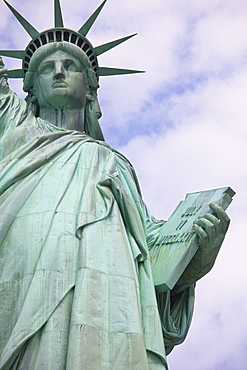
top-left (150, 187), bottom-right (235, 292)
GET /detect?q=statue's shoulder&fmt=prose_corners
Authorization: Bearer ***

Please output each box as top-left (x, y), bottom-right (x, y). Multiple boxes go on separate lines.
top-left (97, 141), bottom-right (142, 195)
top-left (96, 140), bottom-right (132, 167)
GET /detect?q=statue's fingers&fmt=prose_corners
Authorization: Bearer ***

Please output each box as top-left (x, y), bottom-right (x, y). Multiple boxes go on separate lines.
top-left (194, 217), bottom-right (216, 240)
top-left (201, 212), bottom-right (220, 226)
top-left (209, 203), bottom-right (230, 232)
top-left (192, 223), bottom-right (208, 247)
top-left (200, 212), bottom-right (222, 234)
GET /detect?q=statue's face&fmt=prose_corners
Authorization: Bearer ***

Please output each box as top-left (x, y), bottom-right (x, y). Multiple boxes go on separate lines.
top-left (33, 50), bottom-right (88, 110)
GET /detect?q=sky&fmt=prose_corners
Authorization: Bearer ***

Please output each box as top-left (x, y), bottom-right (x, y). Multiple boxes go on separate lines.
top-left (0, 0), bottom-right (247, 369)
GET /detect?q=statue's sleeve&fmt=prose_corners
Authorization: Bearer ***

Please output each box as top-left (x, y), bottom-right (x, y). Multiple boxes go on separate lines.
top-left (156, 285), bottom-right (195, 355)
top-left (143, 205), bottom-right (195, 354)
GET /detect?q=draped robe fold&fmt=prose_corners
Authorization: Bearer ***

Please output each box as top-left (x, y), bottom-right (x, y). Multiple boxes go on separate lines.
top-left (0, 89), bottom-right (195, 369)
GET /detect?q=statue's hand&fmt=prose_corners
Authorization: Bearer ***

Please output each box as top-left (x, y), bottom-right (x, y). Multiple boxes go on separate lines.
top-left (193, 203), bottom-right (230, 250)
top-left (174, 203), bottom-right (230, 292)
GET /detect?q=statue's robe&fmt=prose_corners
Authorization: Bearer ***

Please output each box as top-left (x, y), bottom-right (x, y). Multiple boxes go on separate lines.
top-left (0, 89), bottom-right (194, 370)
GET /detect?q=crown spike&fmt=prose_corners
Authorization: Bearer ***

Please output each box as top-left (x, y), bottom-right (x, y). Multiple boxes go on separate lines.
top-left (95, 34), bottom-right (137, 56)
top-left (78, 0), bottom-right (107, 36)
top-left (54, 0), bottom-right (64, 27)
top-left (3, 1), bottom-right (39, 38)
top-left (98, 67), bottom-right (145, 76)
top-left (0, 50), bottom-right (25, 59)
top-left (1, 1), bottom-right (144, 82)
top-left (6, 69), bottom-right (24, 78)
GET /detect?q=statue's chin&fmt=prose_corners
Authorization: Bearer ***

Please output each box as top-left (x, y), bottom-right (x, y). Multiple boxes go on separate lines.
top-left (40, 94), bottom-right (84, 111)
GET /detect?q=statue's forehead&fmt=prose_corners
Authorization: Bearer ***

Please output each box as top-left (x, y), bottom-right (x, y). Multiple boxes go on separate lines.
top-left (39, 50), bottom-right (81, 65)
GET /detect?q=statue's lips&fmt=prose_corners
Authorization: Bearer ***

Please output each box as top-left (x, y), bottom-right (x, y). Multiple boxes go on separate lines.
top-left (52, 82), bottom-right (68, 88)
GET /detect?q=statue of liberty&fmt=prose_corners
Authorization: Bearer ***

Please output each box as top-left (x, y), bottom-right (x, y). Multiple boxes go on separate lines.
top-left (0, 1), bottom-right (231, 369)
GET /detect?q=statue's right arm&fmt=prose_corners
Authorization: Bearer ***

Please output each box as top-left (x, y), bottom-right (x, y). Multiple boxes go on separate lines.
top-left (0, 57), bottom-right (10, 95)
top-left (0, 57), bottom-right (33, 141)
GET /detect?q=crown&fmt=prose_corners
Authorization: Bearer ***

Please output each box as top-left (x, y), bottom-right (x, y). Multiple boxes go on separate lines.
top-left (0, 0), bottom-right (143, 81)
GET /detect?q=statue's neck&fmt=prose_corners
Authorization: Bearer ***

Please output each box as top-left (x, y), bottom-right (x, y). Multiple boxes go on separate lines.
top-left (39, 107), bottom-right (85, 132)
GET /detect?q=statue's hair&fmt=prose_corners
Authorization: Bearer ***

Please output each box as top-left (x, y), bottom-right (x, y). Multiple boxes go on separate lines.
top-left (24, 42), bottom-right (104, 140)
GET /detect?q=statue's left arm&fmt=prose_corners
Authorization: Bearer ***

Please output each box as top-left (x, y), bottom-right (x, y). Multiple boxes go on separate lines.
top-left (144, 201), bottom-right (230, 353)
top-left (115, 153), bottom-right (230, 290)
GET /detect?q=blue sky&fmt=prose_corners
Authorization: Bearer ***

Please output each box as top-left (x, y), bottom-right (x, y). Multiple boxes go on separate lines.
top-left (1, 0), bottom-right (247, 369)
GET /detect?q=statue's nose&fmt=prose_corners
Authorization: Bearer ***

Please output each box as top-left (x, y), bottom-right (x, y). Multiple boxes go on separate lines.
top-left (53, 71), bottom-right (65, 80)
top-left (53, 63), bottom-right (65, 79)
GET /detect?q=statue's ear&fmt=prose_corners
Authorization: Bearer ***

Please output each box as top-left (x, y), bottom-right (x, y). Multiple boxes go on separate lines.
top-left (86, 93), bottom-right (94, 102)
top-left (25, 87), bottom-right (39, 117)
top-left (27, 87), bottom-right (38, 103)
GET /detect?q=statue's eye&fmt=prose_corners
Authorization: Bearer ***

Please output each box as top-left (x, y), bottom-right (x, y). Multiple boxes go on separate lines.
top-left (38, 63), bottom-right (54, 75)
top-left (65, 61), bottom-right (78, 72)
